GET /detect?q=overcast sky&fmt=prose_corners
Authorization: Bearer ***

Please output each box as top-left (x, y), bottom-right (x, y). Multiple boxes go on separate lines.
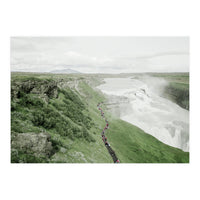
top-left (11, 37), bottom-right (189, 73)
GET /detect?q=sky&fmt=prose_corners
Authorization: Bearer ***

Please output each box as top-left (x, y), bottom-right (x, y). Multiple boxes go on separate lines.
top-left (10, 37), bottom-right (189, 73)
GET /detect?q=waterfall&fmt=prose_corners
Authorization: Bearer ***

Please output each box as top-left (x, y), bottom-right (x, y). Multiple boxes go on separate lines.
top-left (97, 77), bottom-right (189, 152)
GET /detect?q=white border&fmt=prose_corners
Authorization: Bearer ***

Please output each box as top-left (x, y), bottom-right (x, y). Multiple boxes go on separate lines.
top-left (1, 1), bottom-right (200, 200)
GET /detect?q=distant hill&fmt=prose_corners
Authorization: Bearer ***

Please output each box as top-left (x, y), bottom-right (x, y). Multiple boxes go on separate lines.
top-left (50, 68), bottom-right (81, 74)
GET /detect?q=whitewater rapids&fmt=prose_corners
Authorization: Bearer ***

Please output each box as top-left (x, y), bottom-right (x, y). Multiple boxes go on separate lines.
top-left (97, 77), bottom-right (189, 152)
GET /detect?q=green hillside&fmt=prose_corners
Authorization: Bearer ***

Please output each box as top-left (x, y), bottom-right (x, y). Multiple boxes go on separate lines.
top-left (11, 73), bottom-right (189, 163)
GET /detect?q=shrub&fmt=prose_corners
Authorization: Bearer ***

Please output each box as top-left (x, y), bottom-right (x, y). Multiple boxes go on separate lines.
top-left (11, 81), bottom-right (95, 143)
top-left (11, 149), bottom-right (49, 163)
top-left (32, 110), bottom-right (45, 126)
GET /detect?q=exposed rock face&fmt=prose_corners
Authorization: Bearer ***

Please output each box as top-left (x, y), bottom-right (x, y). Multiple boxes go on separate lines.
top-left (31, 81), bottom-right (58, 98)
top-left (163, 84), bottom-right (189, 110)
top-left (11, 132), bottom-right (53, 158)
top-left (11, 79), bottom-right (58, 100)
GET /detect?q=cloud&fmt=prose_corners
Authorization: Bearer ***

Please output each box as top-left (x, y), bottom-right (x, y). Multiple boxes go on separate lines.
top-left (10, 37), bottom-right (189, 73)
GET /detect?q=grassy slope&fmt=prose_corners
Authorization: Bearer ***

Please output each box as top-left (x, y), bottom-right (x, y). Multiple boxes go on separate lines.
top-left (50, 80), bottom-right (113, 163)
top-left (78, 79), bottom-right (189, 163)
top-left (11, 73), bottom-right (113, 163)
top-left (11, 73), bottom-right (189, 163)
top-left (108, 119), bottom-right (189, 163)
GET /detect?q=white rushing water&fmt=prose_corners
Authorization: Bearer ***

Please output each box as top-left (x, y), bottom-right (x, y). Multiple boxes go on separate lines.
top-left (97, 77), bottom-right (189, 151)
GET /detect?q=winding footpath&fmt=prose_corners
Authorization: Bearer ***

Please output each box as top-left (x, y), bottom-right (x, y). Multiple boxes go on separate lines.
top-left (97, 102), bottom-right (120, 163)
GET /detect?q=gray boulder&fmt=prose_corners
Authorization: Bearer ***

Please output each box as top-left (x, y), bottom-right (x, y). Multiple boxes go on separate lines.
top-left (11, 132), bottom-right (53, 158)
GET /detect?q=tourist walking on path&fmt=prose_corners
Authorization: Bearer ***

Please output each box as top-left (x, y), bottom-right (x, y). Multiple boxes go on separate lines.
top-left (97, 102), bottom-right (120, 163)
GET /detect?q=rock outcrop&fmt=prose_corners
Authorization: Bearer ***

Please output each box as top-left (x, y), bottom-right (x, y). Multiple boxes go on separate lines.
top-left (11, 79), bottom-right (58, 100)
top-left (11, 132), bottom-right (53, 158)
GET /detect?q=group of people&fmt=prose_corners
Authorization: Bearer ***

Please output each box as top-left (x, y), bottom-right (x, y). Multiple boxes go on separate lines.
top-left (97, 102), bottom-right (120, 163)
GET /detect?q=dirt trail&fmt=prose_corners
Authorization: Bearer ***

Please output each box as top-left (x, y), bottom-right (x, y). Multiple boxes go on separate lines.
top-left (97, 103), bottom-right (120, 163)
